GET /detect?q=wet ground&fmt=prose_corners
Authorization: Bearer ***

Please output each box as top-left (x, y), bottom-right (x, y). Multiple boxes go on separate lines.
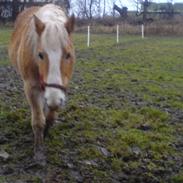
top-left (0, 34), bottom-right (183, 182)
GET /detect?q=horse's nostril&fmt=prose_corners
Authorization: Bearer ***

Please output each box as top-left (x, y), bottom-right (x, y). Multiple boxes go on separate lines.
top-left (60, 99), bottom-right (65, 106)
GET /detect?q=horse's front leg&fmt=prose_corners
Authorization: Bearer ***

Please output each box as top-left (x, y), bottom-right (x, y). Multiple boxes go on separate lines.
top-left (24, 82), bottom-right (46, 163)
top-left (44, 106), bottom-right (57, 137)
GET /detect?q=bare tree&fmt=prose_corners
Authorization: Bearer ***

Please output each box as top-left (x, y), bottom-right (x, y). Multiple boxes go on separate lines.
top-left (133, 0), bottom-right (152, 24)
top-left (103, 0), bottom-right (106, 17)
top-left (72, 0), bottom-right (100, 19)
top-left (53, 0), bottom-right (71, 13)
top-left (88, 0), bottom-right (94, 19)
top-left (12, 0), bottom-right (19, 21)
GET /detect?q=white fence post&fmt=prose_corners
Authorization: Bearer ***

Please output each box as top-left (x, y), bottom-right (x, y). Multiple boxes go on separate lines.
top-left (141, 24), bottom-right (144, 39)
top-left (87, 26), bottom-right (90, 47)
top-left (117, 24), bottom-right (119, 43)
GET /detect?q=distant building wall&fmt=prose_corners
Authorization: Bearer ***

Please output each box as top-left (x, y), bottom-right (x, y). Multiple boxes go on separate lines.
top-left (148, 2), bottom-right (183, 12)
top-left (0, 0), bottom-right (69, 23)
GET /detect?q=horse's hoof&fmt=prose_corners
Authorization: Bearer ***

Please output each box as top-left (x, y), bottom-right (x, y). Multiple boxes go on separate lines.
top-left (44, 122), bottom-right (54, 138)
top-left (34, 150), bottom-right (47, 166)
top-left (44, 125), bottom-right (50, 138)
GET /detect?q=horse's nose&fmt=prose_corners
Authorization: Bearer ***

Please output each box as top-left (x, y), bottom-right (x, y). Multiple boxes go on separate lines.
top-left (44, 97), bottom-right (66, 110)
top-left (44, 88), bottom-right (66, 110)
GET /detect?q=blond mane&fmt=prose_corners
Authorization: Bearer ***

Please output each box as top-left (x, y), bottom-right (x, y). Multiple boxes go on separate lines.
top-left (27, 4), bottom-right (69, 56)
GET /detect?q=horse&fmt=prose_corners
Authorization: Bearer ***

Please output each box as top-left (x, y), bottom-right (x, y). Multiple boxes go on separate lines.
top-left (9, 4), bottom-right (75, 162)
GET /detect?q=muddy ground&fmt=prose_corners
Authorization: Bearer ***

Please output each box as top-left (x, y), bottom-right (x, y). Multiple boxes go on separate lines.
top-left (0, 34), bottom-right (183, 182)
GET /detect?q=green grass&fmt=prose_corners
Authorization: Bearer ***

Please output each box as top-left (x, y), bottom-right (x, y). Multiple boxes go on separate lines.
top-left (0, 28), bottom-right (12, 45)
top-left (0, 29), bottom-right (183, 182)
top-left (0, 28), bottom-right (11, 66)
top-left (172, 171), bottom-right (183, 183)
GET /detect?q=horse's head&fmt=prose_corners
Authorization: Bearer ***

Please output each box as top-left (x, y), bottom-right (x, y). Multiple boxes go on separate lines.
top-left (33, 15), bottom-right (75, 110)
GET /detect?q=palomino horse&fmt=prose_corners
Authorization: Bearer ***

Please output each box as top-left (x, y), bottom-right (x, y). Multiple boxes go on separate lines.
top-left (9, 4), bottom-right (75, 161)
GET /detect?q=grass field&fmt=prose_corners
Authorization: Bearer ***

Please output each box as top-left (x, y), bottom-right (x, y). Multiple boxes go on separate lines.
top-left (0, 29), bottom-right (183, 182)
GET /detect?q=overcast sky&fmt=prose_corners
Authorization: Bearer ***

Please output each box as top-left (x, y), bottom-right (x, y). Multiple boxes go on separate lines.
top-left (118, 0), bottom-right (183, 10)
top-left (71, 0), bottom-right (183, 15)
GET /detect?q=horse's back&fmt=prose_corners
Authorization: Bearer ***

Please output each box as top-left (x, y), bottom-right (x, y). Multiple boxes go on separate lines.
top-left (9, 7), bottom-right (39, 69)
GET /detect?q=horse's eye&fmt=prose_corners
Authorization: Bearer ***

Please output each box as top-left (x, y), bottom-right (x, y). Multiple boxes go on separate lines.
top-left (66, 53), bottom-right (71, 59)
top-left (38, 52), bottom-right (44, 60)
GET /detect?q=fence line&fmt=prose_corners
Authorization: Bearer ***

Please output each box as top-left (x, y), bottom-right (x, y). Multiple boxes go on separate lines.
top-left (85, 24), bottom-right (145, 47)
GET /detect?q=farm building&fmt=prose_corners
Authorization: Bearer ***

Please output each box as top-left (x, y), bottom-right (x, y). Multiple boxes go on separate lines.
top-left (0, 0), bottom-right (69, 21)
top-left (148, 2), bottom-right (183, 13)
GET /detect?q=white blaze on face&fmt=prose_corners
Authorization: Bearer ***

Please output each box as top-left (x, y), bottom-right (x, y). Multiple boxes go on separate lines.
top-left (44, 50), bottom-right (66, 108)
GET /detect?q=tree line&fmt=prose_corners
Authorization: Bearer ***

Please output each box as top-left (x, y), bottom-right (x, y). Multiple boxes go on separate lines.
top-left (0, 0), bottom-right (178, 23)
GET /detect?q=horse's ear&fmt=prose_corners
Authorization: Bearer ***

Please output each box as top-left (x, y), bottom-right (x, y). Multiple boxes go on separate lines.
top-left (65, 14), bottom-right (75, 34)
top-left (33, 15), bottom-right (45, 36)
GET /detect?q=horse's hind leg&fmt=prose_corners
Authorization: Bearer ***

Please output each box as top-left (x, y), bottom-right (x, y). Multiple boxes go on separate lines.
top-left (24, 82), bottom-right (46, 163)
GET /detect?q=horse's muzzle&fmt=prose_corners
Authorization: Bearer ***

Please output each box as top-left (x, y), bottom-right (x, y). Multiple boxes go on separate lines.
top-left (44, 87), bottom-right (66, 110)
